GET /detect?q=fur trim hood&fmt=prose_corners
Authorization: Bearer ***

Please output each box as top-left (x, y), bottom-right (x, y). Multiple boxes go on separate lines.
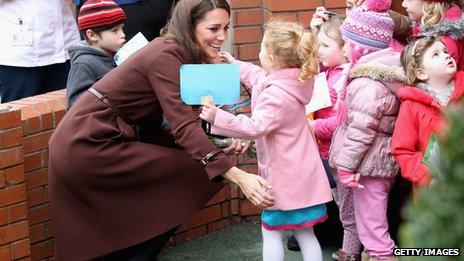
top-left (419, 4), bottom-right (464, 40)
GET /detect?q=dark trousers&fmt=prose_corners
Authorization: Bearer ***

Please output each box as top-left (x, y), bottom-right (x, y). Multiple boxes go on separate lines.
top-left (0, 61), bottom-right (70, 103)
top-left (96, 226), bottom-right (178, 261)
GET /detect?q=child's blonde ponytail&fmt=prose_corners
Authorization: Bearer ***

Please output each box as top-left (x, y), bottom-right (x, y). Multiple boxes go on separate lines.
top-left (422, 2), bottom-right (450, 28)
top-left (297, 30), bottom-right (319, 83)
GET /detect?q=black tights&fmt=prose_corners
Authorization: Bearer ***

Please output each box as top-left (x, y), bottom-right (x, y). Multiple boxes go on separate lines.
top-left (96, 227), bottom-right (178, 261)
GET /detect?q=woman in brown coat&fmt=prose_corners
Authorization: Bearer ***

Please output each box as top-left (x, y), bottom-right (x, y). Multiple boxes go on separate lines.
top-left (48, 0), bottom-right (275, 259)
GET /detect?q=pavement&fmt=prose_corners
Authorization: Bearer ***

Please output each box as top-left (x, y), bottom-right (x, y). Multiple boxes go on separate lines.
top-left (158, 222), bottom-right (338, 261)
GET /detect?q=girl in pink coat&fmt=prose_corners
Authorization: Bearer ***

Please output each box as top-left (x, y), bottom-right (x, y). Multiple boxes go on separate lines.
top-left (201, 20), bottom-right (333, 261)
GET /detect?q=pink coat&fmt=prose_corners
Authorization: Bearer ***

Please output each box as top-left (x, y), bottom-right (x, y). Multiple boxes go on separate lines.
top-left (211, 61), bottom-right (333, 210)
top-left (314, 64), bottom-right (350, 159)
top-left (328, 49), bottom-right (405, 178)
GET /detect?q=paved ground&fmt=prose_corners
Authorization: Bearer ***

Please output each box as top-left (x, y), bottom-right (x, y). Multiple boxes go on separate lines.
top-left (158, 222), bottom-right (337, 261)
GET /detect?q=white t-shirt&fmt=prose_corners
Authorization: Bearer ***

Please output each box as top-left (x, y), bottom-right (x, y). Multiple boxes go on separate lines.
top-left (0, 0), bottom-right (81, 67)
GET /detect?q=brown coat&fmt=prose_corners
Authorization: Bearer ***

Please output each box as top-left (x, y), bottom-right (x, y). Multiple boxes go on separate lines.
top-left (48, 38), bottom-right (233, 260)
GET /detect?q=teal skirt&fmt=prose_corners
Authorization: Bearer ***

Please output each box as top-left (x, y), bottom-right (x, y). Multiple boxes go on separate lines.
top-left (261, 204), bottom-right (327, 231)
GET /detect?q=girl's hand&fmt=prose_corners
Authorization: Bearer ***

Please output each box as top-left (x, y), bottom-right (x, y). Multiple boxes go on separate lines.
top-left (222, 167), bottom-right (276, 208)
top-left (310, 6), bottom-right (329, 32)
top-left (219, 51), bottom-right (237, 64)
top-left (200, 103), bottom-right (218, 123)
top-left (338, 170), bottom-right (364, 189)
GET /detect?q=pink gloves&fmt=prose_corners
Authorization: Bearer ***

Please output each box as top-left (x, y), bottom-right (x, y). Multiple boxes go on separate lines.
top-left (338, 170), bottom-right (364, 189)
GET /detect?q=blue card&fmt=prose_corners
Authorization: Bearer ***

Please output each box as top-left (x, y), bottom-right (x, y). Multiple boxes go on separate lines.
top-left (180, 64), bottom-right (240, 105)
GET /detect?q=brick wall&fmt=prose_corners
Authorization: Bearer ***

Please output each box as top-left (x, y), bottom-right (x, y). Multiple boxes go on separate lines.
top-left (0, 1), bottom-right (351, 260)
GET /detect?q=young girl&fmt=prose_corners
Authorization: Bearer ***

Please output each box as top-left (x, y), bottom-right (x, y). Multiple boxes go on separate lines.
top-left (200, 20), bottom-right (333, 261)
top-left (328, 0), bottom-right (405, 260)
top-left (315, 15), bottom-right (364, 261)
top-left (395, 0), bottom-right (464, 70)
top-left (391, 36), bottom-right (464, 195)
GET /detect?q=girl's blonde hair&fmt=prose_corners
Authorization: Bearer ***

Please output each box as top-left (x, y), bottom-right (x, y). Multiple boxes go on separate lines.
top-left (319, 14), bottom-right (345, 47)
top-left (400, 36), bottom-right (441, 85)
top-left (263, 19), bottom-right (319, 84)
top-left (421, 2), bottom-right (451, 28)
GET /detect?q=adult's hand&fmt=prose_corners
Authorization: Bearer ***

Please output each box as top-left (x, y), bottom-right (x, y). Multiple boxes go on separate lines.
top-left (222, 167), bottom-right (276, 208)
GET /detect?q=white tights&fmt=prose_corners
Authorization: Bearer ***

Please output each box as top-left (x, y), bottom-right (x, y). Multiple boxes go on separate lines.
top-left (261, 226), bottom-right (322, 261)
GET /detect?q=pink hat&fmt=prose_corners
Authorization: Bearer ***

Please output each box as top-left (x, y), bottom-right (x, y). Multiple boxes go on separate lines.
top-left (340, 0), bottom-right (394, 61)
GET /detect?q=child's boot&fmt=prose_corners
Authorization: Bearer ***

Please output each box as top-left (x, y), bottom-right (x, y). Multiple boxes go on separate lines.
top-left (338, 249), bottom-right (361, 261)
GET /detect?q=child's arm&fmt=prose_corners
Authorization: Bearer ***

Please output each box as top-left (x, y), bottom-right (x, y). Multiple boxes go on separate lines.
top-left (334, 82), bottom-right (387, 171)
top-left (201, 86), bottom-right (286, 139)
top-left (66, 62), bottom-right (96, 107)
top-left (220, 51), bottom-right (267, 91)
top-left (391, 102), bottom-right (431, 186)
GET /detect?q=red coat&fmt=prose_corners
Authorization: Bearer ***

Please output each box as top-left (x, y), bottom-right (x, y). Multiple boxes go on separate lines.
top-left (391, 72), bottom-right (464, 190)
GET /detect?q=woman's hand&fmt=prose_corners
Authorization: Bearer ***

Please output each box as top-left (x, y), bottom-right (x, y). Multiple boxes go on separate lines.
top-left (222, 167), bottom-right (276, 208)
top-left (219, 51), bottom-right (237, 64)
top-left (200, 103), bottom-right (218, 123)
top-left (310, 6), bottom-right (329, 32)
top-left (222, 138), bottom-right (252, 155)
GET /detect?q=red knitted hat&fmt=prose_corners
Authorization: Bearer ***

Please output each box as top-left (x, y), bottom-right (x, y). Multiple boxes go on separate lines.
top-left (78, 0), bottom-right (126, 31)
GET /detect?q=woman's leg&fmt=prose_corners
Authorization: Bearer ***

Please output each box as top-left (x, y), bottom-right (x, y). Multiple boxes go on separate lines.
top-left (96, 226), bottom-right (178, 261)
top-left (261, 226), bottom-right (284, 261)
top-left (293, 227), bottom-right (323, 261)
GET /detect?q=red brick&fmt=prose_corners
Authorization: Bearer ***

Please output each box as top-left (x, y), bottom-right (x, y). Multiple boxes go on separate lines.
top-left (0, 147), bottom-right (23, 169)
top-left (231, 199), bottom-right (239, 215)
top-left (238, 152), bottom-right (257, 165)
top-left (270, 11), bottom-right (299, 22)
top-left (5, 165), bottom-right (25, 185)
top-left (29, 223), bottom-right (47, 244)
top-left (1, 127), bottom-right (23, 149)
top-left (42, 150), bottom-right (48, 168)
top-left (176, 221), bottom-right (191, 233)
top-left (30, 239), bottom-right (54, 261)
top-left (27, 203), bottom-right (51, 225)
top-left (205, 187), bottom-right (229, 206)
top-left (0, 109), bottom-right (21, 130)
top-left (0, 171), bottom-right (5, 188)
top-left (11, 239), bottom-right (30, 259)
top-left (238, 43), bottom-right (260, 61)
top-left (0, 221), bottom-right (29, 245)
top-left (234, 27), bottom-right (262, 44)
top-left (221, 202), bottom-right (230, 218)
top-left (23, 132), bottom-right (52, 154)
top-left (323, 0), bottom-right (346, 8)
top-left (207, 218), bottom-right (231, 232)
top-left (24, 152), bottom-right (42, 172)
top-left (0, 246), bottom-right (11, 261)
top-left (189, 204), bottom-right (222, 228)
top-left (230, 184), bottom-right (239, 199)
top-left (0, 207), bottom-right (8, 226)
top-left (234, 9), bottom-right (263, 26)
top-left (32, 103), bottom-right (53, 131)
top-left (9, 202), bottom-right (28, 223)
top-left (264, 0), bottom-right (321, 11)
top-left (239, 199), bottom-right (262, 216)
top-left (0, 184), bottom-right (27, 208)
top-left (46, 99), bottom-right (66, 127)
top-left (240, 164), bottom-right (259, 175)
top-left (230, 0), bottom-right (262, 9)
top-left (19, 106), bottom-right (41, 135)
top-left (298, 11), bottom-right (315, 27)
top-left (27, 187), bottom-right (48, 208)
top-left (25, 169), bottom-right (48, 190)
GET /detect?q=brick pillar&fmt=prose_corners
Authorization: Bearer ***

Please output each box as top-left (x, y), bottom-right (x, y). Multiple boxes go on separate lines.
top-left (0, 105), bottom-right (31, 260)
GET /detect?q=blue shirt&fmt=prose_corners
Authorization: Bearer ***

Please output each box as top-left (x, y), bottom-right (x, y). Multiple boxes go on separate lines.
top-left (73, 0), bottom-right (141, 6)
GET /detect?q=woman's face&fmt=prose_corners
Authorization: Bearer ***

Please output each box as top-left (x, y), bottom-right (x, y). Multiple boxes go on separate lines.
top-left (402, 0), bottom-right (425, 21)
top-left (194, 8), bottom-right (230, 60)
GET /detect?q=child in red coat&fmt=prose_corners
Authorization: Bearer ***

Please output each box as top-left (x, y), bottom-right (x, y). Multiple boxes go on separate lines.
top-left (392, 36), bottom-right (464, 195)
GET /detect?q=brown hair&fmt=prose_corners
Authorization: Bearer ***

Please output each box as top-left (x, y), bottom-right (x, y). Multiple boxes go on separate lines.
top-left (401, 36), bottom-right (441, 85)
top-left (421, 1), bottom-right (451, 28)
top-left (263, 19), bottom-right (319, 84)
top-left (163, 0), bottom-right (231, 64)
top-left (319, 15), bottom-right (346, 48)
